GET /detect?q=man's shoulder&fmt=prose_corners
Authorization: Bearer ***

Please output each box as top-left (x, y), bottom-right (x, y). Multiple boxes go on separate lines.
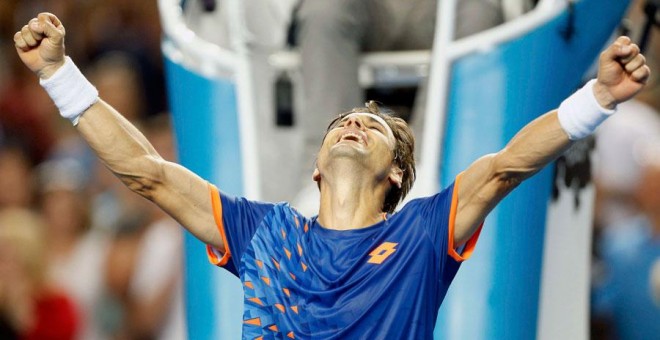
top-left (260, 202), bottom-right (310, 228)
top-left (396, 184), bottom-right (456, 214)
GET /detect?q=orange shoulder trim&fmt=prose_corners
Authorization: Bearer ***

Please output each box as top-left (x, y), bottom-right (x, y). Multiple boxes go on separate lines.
top-left (206, 183), bottom-right (231, 267)
top-left (447, 173), bottom-right (483, 262)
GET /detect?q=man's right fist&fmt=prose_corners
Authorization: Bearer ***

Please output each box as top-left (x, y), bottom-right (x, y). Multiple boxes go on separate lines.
top-left (14, 12), bottom-right (66, 79)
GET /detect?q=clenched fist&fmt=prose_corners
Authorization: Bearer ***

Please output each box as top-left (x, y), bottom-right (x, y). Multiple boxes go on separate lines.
top-left (14, 12), bottom-right (66, 79)
top-left (593, 36), bottom-right (651, 109)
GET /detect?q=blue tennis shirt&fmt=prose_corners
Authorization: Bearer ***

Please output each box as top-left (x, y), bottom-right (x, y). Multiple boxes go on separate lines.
top-left (206, 176), bottom-right (481, 339)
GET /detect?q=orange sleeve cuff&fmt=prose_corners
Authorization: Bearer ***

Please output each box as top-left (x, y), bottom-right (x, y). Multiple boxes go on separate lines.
top-left (206, 183), bottom-right (231, 267)
top-left (447, 173), bottom-right (483, 262)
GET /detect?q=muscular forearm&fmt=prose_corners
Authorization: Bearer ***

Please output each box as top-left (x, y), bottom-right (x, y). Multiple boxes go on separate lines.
top-left (496, 74), bottom-right (625, 181)
top-left (495, 110), bottom-right (571, 182)
top-left (454, 111), bottom-right (571, 244)
top-left (76, 100), bottom-right (162, 192)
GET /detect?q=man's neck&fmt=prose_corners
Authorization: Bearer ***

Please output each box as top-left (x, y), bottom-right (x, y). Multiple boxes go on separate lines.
top-left (316, 161), bottom-right (388, 231)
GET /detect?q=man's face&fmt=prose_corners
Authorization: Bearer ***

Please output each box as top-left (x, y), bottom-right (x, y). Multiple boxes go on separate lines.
top-left (315, 113), bottom-right (400, 181)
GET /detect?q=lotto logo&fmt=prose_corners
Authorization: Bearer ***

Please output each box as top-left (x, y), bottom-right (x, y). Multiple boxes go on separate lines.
top-left (368, 242), bottom-right (398, 264)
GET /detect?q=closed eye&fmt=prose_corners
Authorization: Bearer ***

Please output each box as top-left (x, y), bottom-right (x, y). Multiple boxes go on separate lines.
top-left (369, 124), bottom-right (385, 133)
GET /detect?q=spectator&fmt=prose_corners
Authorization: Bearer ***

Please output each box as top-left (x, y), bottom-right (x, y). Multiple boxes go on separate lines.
top-left (84, 1), bottom-right (166, 117)
top-left (0, 144), bottom-right (35, 209)
top-left (593, 98), bottom-right (660, 226)
top-left (0, 63), bottom-right (58, 163)
top-left (37, 159), bottom-right (111, 340)
top-left (592, 145), bottom-right (660, 339)
top-left (0, 208), bottom-right (78, 340)
top-left (87, 53), bottom-right (147, 123)
top-left (104, 203), bottom-right (185, 340)
top-left (593, 137), bottom-right (660, 339)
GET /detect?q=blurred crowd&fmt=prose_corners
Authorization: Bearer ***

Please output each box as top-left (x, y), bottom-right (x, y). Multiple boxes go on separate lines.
top-left (0, 1), bottom-right (184, 339)
top-left (0, 0), bottom-right (658, 339)
top-left (590, 1), bottom-right (660, 339)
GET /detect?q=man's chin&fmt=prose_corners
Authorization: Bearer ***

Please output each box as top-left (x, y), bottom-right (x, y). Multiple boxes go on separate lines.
top-left (329, 143), bottom-right (367, 157)
top-left (323, 149), bottom-right (371, 168)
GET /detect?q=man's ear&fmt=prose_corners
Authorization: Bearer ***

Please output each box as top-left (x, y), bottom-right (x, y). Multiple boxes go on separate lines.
top-left (313, 168), bottom-right (321, 182)
top-left (388, 166), bottom-right (403, 189)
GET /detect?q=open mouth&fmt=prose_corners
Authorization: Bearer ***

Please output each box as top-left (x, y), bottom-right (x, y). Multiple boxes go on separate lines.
top-left (337, 132), bottom-right (365, 145)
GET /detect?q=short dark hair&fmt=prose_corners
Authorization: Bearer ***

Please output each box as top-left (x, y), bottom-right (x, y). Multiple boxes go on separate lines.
top-left (323, 101), bottom-right (416, 213)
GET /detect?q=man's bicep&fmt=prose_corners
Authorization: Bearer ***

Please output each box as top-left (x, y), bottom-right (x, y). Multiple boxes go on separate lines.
top-left (454, 153), bottom-right (517, 245)
top-left (152, 161), bottom-right (224, 251)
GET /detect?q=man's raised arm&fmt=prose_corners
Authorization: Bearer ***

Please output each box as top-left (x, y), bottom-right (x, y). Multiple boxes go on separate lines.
top-left (14, 13), bottom-right (225, 251)
top-left (453, 36), bottom-right (651, 245)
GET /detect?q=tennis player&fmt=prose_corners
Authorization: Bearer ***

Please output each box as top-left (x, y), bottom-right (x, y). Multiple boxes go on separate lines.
top-left (14, 12), bottom-right (650, 338)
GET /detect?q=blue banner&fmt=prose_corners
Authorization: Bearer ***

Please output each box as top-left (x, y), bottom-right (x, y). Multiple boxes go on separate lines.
top-left (164, 58), bottom-right (244, 339)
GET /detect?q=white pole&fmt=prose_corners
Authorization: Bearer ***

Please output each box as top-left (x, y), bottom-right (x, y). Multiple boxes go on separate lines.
top-left (417, 0), bottom-right (457, 196)
top-left (226, 0), bottom-right (262, 200)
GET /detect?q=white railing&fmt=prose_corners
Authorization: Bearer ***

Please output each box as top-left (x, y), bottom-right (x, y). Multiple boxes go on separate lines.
top-left (158, 0), bottom-right (236, 74)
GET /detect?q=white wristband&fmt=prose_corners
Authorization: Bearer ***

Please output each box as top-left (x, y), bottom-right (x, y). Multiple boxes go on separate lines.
top-left (39, 56), bottom-right (99, 126)
top-left (557, 79), bottom-right (616, 140)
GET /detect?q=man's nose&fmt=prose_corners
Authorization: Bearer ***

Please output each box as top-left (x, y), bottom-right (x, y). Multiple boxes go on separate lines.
top-left (345, 116), bottom-right (364, 129)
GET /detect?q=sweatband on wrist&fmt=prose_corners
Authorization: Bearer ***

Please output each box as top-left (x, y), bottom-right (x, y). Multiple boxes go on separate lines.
top-left (39, 56), bottom-right (99, 126)
top-left (557, 79), bottom-right (617, 140)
